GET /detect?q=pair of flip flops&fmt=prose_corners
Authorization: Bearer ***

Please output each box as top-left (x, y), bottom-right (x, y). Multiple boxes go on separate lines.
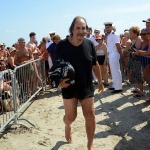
top-left (131, 90), bottom-right (143, 97)
top-left (103, 83), bottom-right (109, 87)
top-left (131, 90), bottom-right (138, 93)
top-left (133, 94), bottom-right (142, 98)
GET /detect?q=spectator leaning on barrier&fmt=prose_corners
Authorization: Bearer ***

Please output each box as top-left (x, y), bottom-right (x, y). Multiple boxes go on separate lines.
top-left (0, 43), bottom-right (9, 61)
top-left (134, 18), bottom-right (150, 84)
top-left (27, 32), bottom-right (40, 60)
top-left (15, 38), bottom-right (34, 66)
top-left (26, 33), bottom-right (43, 92)
top-left (14, 38), bottom-right (34, 80)
top-left (137, 28), bottom-right (150, 83)
top-left (135, 19), bottom-right (150, 56)
top-left (40, 37), bottom-right (49, 85)
top-left (7, 47), bottom-right (17, 70)
top-left (126, 26), bottom-right (143, 97)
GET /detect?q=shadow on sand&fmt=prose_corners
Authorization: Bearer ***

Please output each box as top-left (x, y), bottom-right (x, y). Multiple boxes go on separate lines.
top-left (94, 83), bottom-right (150, 150)
top-left (50, 141), bottom-right (68, 150)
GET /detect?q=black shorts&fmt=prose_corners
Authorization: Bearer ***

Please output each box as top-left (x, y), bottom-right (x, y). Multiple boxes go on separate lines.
top-left (97, 55), bottom-right (105, 65)
top-left (62, 85), bottom-right (94, 100)
top-left (45, 60), bottom-right (49, 70)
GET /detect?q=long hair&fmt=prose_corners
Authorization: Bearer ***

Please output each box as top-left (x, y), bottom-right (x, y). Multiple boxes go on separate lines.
top-left (69, 16), bottom-right (88, 37)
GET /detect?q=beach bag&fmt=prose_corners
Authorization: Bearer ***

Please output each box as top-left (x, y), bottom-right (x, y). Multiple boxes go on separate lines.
top-left (48, 59), bottom-right (75, 88)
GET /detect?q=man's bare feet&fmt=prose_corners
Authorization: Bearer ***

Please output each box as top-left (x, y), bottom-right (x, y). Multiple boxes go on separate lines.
top-left (63, 116), bottom-right (72, 143)
top-left (65, 125), bottom-right (72, 143)
top-left (87, 143), bottom-right (94, 150)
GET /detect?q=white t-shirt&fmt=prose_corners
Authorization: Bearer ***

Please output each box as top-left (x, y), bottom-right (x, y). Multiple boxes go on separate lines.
top-left (107, 32), bottom-right (120, 53)
top-left (85, 35), bottom-right (99, 47)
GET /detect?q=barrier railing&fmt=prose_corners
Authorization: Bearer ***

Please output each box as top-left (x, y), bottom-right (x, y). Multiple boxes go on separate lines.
top-left (0, 69), bottom-right (16, 132)
top-left (0, 58), bottom-right (46, 132)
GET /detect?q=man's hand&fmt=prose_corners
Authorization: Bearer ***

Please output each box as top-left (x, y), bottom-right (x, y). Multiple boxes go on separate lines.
top-left (59, 79), bottom-right (70, 88)
top-left (98, 83), bottom-right (104, 93)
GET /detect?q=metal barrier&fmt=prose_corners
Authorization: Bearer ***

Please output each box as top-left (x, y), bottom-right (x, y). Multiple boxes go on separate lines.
top-left (0, 58), bottom-right (46, 132)
top-left (121, 51), bottom-right (150, 99)
top-left (0, 69), bottom-right (16, 132)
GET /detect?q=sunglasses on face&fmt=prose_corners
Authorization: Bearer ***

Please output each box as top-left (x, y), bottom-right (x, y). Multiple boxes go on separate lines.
top-left (19, 42), bottom-right (25, 44)
top-left (140, 33), bottom-right (149, 36)
top-left (105, 24), bottom-right (112, 27)
top-left (96, 39), bottom-right (102, 41)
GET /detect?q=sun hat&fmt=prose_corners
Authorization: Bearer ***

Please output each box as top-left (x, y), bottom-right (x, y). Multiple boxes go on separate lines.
top-left (9, 47), bottom-right (16, 53)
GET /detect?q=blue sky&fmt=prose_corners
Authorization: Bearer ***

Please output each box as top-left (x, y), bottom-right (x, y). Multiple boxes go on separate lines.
top-left (0, 0), bottom-right (150, 47)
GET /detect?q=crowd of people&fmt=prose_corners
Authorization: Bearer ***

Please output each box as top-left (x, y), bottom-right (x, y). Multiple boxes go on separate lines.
top-left (0, 16), bottom-right (150, 150)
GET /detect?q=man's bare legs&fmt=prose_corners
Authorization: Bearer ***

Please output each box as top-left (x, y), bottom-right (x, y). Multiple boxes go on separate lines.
top-left (80, 97), bottom-right (95, 150)
top-left (63, 98), bottom-right (78, 143)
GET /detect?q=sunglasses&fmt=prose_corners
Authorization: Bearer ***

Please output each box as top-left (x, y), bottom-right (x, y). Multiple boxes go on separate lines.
top-left (19, 42), bottom-right (25, 43)
top-left (140, 33), bottom-right (149, 36)
top-left (96, 39), bottom-right (102, 41)
top-left (105, 24), bottom-right (112, 27)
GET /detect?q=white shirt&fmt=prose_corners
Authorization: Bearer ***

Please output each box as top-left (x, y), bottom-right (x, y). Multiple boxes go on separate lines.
top-left (85, 35), bottom-right (99, 47)
top-left (46, 40), bottom-right (53, 49)
top-left (107, 32), bottom-right (120, 53)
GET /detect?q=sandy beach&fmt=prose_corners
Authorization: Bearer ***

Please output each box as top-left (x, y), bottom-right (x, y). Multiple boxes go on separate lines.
top-left (0, 82), bottom-right (150, 150)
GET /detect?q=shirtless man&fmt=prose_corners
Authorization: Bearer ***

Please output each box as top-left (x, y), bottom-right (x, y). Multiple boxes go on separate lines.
top-left (15, 38), bottom-right (34, 65)
top-left (14, 38), bottom-right (34, 97)
top-left (0, 43), bottom-right (9, 61)
top-left (26, 32), bottom-right (40, 59)
top-left (26, 32), bottom-right (43, 91)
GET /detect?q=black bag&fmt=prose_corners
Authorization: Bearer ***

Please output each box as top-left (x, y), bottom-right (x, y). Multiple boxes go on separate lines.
top-left (48, 59), bottom-right (75, 88)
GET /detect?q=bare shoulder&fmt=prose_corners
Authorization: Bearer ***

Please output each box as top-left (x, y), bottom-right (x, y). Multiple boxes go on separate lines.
top-left (137, 36), bottom-right (142, 43)
top-left (25, 47), bottom-right (32, 53)
top-left (26, 42), bottom-right (35, 49)
top-left (136, 36), bottom-right (142, 49)
top-left (126, 39), bottom-right (131, 45)
top-left (102, 42), bottom-right (107, 47)
top-left (26, 42), bottom-right (31, 48)
top-left (102, 42), bottom-right (107, 49)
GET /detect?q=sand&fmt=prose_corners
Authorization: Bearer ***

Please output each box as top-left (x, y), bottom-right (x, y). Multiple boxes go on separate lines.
top-left (0, 83), bottom-right (150, 150)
